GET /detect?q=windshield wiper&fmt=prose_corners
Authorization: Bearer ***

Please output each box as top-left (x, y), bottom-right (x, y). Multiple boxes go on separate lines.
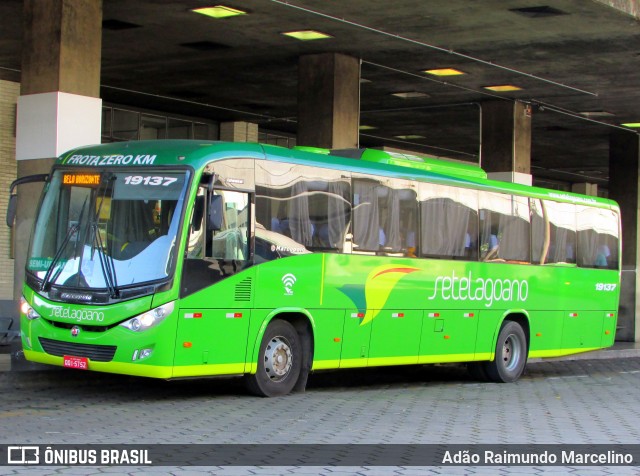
top-left (41, 197), bottom-right (88, 291)
top-left (89, 173), bottom-right (119, 298)
top-left (92, 223), bottom-right (119, 298)
top-left (40, 223), bottom-right (79, 291)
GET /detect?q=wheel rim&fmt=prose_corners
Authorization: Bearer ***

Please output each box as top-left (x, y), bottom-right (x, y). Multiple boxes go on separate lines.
top-left (263, 336), bottom-right (293, 381)
top-left (501, 333), bottom-right (523, 372)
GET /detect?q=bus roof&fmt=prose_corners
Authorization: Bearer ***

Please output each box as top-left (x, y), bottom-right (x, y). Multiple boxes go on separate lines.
top-left (57, 140), bottom-right (618, 210)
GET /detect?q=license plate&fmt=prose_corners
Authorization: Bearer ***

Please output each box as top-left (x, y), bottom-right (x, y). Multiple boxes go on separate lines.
top-left (63, 355), bottom-right (88, 370)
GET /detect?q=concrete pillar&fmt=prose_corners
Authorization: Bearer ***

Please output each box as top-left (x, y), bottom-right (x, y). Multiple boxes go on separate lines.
top-left (0, 80), bottom-right (19, 316)
top-left (14, 0), bottom-right (103, 302)
top-left (297, 53), bottom-right (360, 149)
top-left (220, 121), bottom-right (258, 143)
top-left (571, 182), bottom-right (599, 196)
top-left (608, 130), bottom-right (640, 342)
top-left (481, 101), bottom-right (532, 185)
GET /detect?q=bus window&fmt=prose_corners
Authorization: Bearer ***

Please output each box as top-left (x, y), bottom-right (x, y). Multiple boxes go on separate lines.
top-left (352, 178), bottom-right (381, 252)
top-left (208, 190), bottom-right (249, 261)
top-left (322, 180), bottom-right (351, 250)
top-left (353, 177), bottom-right (417, 256)
top-left (256, 163), bottom-right (350, 254)
top-left (479, 192), bottom-right (530, 263)
top-left (576, 206), bottom-right (619, 269)
top-left (401, 198), bottom-right (419, 258)
top-left (186, 189), bottom-right (205, 259)
top-left (381, 180), bottom-right (417, 256)
top-left (420, 183), bottom-right (478, 260)
top-left (182, 188), bottom-right (250, 297)
top-left (530, 198), bottom-right (547, 264)
top-left (544, 200), bottom-right (576, 264)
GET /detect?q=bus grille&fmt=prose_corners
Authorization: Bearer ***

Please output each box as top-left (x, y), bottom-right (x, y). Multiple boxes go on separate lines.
top-left (39, 338), bottom-right (117, 362)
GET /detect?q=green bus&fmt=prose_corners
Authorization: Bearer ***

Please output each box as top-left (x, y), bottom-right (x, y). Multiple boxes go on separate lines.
top-left (11, 140), bottom-right (621, 396)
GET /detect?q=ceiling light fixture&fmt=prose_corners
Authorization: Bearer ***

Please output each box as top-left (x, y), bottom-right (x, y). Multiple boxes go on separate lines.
top-left (622, 123), bottom-right (640, 128)
top-left (282, 30), bottom-right (332, 41)
top-left (423, 68), bottom-right (466, 76)
top-left (484, 84), bottom-right (522, 92)
top-left (359, 125), bottom-right (377, 130)
top-left (391, 91), bottom-right (429, 99)
top-left (191, 6), bottom-right (247, 19)
top-left (394, 134), bottom-right (425, 140)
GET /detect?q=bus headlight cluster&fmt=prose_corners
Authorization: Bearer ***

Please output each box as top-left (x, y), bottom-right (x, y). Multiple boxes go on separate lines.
top-left (120, 301), bottom-right (175, 332)
top-left (20, 296), bottom-right (40, 320)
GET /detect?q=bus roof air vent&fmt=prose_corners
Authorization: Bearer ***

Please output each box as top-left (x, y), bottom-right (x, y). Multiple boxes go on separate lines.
top-left (292, 145), bottom-right (486, 179)
top-left (363, 150), bottom-right (487, 179)
top-left (328, 148), bottom-right (487, 179)
top-left (292, 146), bottom-right (331, 155)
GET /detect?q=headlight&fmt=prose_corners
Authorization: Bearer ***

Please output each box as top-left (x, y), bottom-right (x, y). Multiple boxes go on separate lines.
top-left (120, 301), bottom-right (175, 332)
top-left (20, 296), bottom-right (40, 320)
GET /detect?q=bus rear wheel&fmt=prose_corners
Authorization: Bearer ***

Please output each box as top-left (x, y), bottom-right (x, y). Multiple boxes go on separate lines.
top-left (485, 320), bottom-right (528, 383)
top-left (246, 320), bottom-right (302, 397)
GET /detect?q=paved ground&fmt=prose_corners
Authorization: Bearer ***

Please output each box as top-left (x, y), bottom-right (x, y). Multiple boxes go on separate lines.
top-left (0, 355), bottom-right (640, 475)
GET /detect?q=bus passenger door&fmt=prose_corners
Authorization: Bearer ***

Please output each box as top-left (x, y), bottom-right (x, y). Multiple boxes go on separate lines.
top-left (176, 183), bottom-right (254, 377)
top-left (419, 309), bottom-right (479, 363)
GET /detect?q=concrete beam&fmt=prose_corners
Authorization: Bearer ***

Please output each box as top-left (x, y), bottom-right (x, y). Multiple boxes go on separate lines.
top-left (593, 0), bottom-right (640, 19)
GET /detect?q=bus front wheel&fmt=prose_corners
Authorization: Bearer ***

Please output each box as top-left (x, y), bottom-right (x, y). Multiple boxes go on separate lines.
top-left (246, 320), bottom-right (302, 397)
top-left (485, 320), bottom-right (528, 383)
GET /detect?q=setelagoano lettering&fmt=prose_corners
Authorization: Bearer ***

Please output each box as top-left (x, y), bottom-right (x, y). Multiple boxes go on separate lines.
top-left (49, 306), bottom-right (105, 322)
top-left (428, 270), bottom-right (528, 307)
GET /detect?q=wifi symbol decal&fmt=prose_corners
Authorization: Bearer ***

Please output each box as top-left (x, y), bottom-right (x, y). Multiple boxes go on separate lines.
top-left (282, 273), bottom-right (297, 295)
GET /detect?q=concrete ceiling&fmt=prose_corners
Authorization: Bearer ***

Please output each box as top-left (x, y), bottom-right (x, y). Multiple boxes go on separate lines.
top-left (1, 0), bottom-right (640, 190)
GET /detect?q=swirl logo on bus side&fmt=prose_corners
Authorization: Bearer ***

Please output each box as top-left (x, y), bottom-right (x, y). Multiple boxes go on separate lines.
top-left (427, 271), bottom-right (529, 308)
top-left (338, 265), bottom-right (419, 326)
top-left (361, 266), bottom-right (420, 325)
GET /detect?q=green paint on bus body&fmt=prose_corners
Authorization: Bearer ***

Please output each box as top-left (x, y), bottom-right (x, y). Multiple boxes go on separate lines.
top-left (19, 140), bottom-right (621, 384)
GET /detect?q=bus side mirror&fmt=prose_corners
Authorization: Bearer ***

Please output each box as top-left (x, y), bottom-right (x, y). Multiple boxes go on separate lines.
top-left (6, 194), bottom-right (16, 228)
top-left (192, 195), bottom-right (205, 232)
top-left (208, 194), bottom-right (223, 231)
top-left (6, 173), bottom-right (48, 228)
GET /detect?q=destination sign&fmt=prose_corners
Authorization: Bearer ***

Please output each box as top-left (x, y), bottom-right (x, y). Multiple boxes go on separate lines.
top-left (62, 173), bottom-right (101, 187)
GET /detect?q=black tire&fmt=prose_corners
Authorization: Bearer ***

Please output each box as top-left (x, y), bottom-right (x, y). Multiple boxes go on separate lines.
top-left (485, 320), bottom-right (528, 383)
top-left (467, 361), bottom-right (490, 381)
top-left (245, 320), bottom-right (302, 397)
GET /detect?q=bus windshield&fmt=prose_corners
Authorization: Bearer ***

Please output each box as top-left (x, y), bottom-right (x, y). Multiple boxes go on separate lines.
top-left (27, 169), bottom-right (190, 294)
